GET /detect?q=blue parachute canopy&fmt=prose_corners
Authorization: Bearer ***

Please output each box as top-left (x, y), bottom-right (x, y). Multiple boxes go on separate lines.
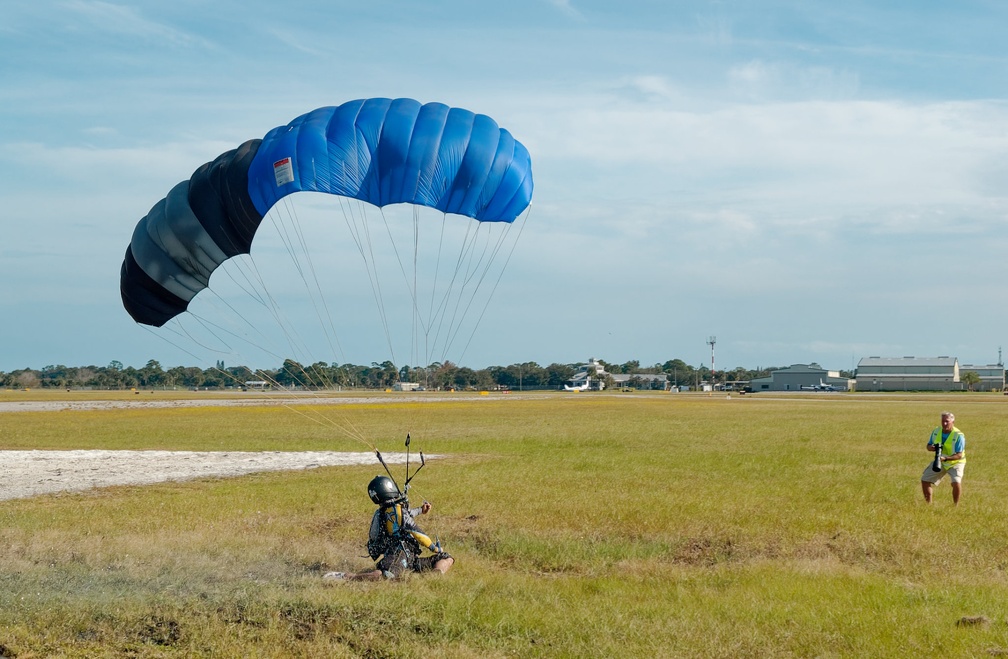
top-left (120, 98), bottom-right (534, 327)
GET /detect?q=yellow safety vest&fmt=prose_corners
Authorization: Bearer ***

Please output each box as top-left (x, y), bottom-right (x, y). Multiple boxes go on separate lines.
top-left (930, 426), bottom-right (965, 467)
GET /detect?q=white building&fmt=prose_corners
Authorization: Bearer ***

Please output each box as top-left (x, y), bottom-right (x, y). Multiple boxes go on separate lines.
top-left (566, 358), bottom-right (669, 391)
top-left (566, 358), bottom-right (607, 391)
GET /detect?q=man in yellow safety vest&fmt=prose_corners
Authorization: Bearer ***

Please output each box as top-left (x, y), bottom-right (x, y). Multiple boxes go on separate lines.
top-left (921, 411), bottom-right (966, 506)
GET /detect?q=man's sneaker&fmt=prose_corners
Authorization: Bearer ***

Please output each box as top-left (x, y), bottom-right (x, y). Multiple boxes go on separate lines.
top-left (322, 571), bottom-right (346, 581)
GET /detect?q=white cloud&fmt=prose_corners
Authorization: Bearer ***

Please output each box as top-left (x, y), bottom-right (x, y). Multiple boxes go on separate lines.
top-left (519, 89), bottom-right (1008, 232)
top-left (546, 0), bottom-right (585, 21)
top-left (61, 0), bottom-right (212, 48)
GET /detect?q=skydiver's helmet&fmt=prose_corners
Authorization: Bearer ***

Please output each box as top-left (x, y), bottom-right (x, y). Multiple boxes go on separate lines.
top-left (368, 475), bottom-right (403, 507)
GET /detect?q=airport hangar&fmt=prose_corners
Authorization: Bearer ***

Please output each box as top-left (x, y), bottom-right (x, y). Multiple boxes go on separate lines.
top-left (749, 358), bottom-right (1005, 392)
top-left (855, 356), bottom-right (1005, 392)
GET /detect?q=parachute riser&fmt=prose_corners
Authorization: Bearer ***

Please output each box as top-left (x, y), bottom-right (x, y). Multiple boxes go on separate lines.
top-left (374, 433), bottom-right (426, 503)
top-left (403, 432), bottom-right (426, 494)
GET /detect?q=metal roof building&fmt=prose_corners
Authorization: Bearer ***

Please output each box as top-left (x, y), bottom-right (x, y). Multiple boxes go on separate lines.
top-left (959, 363), bottom-right (1006, 392)
top-left (855, 356), bottom-right (962, 391)
top-left (749, 364), bottom-right (851, 392)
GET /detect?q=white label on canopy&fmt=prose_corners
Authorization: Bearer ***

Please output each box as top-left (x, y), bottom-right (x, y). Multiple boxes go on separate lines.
top-left (273, 157), bottom-right (295, 186)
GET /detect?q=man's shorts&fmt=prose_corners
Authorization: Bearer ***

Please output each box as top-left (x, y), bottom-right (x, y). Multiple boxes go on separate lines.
top-left (921, 462), bottom-right (965, 484)
top-left (413, 551), bottom-right (452, 573)
top-left (377, 546), bottom-right (452, 579)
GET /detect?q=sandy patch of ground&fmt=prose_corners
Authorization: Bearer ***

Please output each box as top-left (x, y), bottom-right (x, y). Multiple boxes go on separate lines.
top-left (0, 394), bottom-right (459, 501)
top-left (0, 450), bottom-right (412, 502)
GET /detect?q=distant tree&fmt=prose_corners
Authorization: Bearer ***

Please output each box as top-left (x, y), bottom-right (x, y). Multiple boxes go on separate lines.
top-left (41, 364), bottom-right (73, 388)
top-left (305, 361), bottom-right (332, 388)
top-left (511, 362), bottom-right (546, 389)
top-left (662, 359), bottom-right (695, 388)
top-left (618, 360), bottom-right (640, 374)
top-left (121, 366), bottom-right (140, 389)
top-left (276, 360), bottom-right (305, 388)
top-left (961, 370), bottom-right (981, 391)
top-left (138, 360), bottom-right (164, 388)
top-left (15, 369), bottom-right (40, 389)
top-left (433, 361), bottom-right (458, 390)
top-left (544, 363), bottom-right (577, 388)
top-left (202, 367), bottom-right (226, 389)
top-left (164, 366), bottom-right (187, 389)
top-left (180, 366), bottom-right (204, 388)
top-left (377, 361), bottom-right (398, 387)
top-left (228, 365), bottom-right (255, 384)
top-left (77, 367), bottom-right (95, 387)
top-left (453, 367), bottom-right (478, 390)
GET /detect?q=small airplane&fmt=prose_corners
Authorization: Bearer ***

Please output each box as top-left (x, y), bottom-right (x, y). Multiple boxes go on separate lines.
top-left (564, 376), bottom-right (590, 392)
top-left (801, 379), bottom-right (840, 392)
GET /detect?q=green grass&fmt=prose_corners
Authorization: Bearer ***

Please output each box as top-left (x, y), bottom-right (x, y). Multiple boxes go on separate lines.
top-left (2, 391), bottom-right (1008, 656)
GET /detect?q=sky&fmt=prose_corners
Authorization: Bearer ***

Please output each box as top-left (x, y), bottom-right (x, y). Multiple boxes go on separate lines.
top-left (2, 0), bottom-right (1008, 374)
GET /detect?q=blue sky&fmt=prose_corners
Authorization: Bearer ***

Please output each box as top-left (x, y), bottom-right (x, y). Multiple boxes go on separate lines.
top-left (2, 1), bottom-right (1008, 374)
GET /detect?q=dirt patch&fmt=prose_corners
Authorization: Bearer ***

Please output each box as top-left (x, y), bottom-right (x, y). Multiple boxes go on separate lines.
top-left (0, 393), bottom-right (454, 501)
top-left (0, 449), bottom-right (413, 502)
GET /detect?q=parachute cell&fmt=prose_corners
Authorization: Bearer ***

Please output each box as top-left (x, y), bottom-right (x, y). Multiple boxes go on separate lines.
top-left (120, 98), bottom-right (534, 327)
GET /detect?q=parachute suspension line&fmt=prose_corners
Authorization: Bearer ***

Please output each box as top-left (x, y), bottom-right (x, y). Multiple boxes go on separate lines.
top-left (428, 219), bottom-right (506, 364)
top-left (270, 196), bottom-right (347, 366)
top-left (369, 205), bottom-right (516, 370)
top-left (219, 254), bottom-right (319, 379)
top-left (412, 207), bottom-right (421, 376)
top-left (377, 206), bottom-right (457, 371)
top-left (426, 213), bottom-right (449, 364)
top-left (440, 221), bottom-right (493, 358)
top-left (141, 320), bottom-right (374, 448)
top-left (141, 322), bottom-right (224, 364)
top-left (419, 219), bottom-right (478, 363)
top-left (197, 286), bottom-right (286, 358)
top-left (161, 313), bottom-right (374, 448)
top-left (164, 232), bottom-right (376, 448)
top-left (415, 209), bottom-right (452, 373)
top-left (339, 197), bottom-right (398, 369)
top-left (216, 206), bottom-right (348, 400)
top-left (204, 235), bottom-right (314, 364)
top-left (185, 306), bottom-right (286, 364)
top-left (243, 197), bottom-right (361, 398)
top-left (454, 206), bottom-right (533, 363)
top-left (230, 203), bottom-right (389, 447)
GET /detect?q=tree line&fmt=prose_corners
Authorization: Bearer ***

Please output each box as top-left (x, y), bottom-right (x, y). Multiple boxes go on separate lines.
top-left (0, 358), bottom-right (805, 392)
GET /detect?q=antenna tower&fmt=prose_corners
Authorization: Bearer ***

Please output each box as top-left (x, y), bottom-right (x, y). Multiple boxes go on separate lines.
top-left (707, 336), bottom-right (716, 389)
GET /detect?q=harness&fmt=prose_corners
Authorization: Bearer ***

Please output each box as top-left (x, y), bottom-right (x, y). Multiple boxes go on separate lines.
top-left (367, 504), bottom-right (422, 563)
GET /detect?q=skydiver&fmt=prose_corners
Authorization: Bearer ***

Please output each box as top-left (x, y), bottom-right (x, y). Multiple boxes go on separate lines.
top-left (323, 475), bottom-right (453, 581)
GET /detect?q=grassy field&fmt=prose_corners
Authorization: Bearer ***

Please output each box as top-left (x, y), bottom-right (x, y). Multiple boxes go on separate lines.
top-left (2, 390), bottom-right (1008, 657)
